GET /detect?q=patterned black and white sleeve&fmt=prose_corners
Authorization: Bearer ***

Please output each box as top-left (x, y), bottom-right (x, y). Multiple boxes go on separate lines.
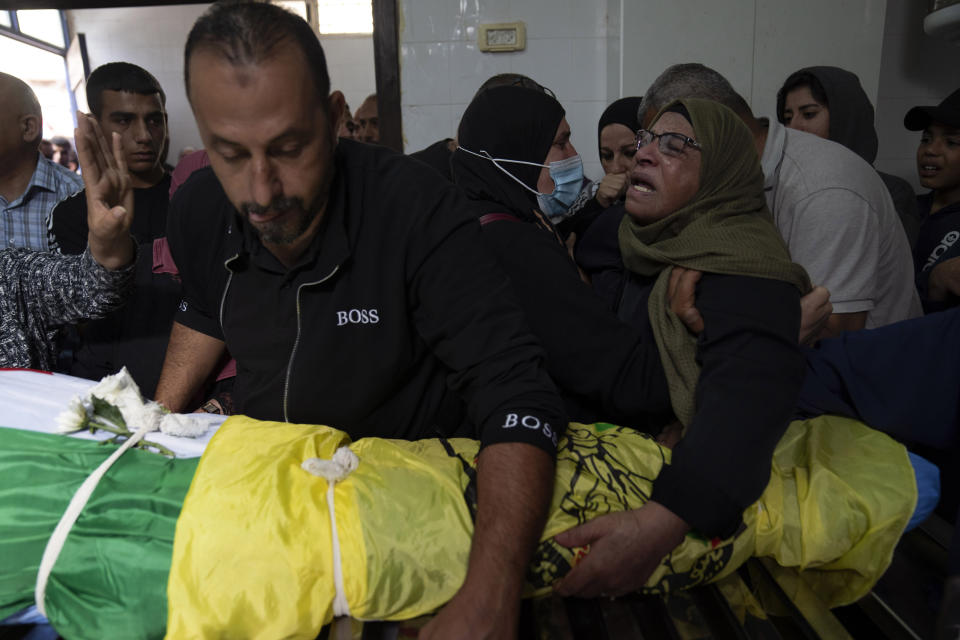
top-left (12, 246), bottom-right (136, 327)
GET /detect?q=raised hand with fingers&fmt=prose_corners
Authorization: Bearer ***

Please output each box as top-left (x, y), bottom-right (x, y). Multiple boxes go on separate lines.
top-left (75, 112), bottom-right (134, 270)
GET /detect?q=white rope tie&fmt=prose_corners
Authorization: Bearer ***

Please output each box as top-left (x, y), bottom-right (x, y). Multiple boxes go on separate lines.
top-left (301, 446), bottom-right (359, 618)
top-left (35, 425), bottom-right (152, 617)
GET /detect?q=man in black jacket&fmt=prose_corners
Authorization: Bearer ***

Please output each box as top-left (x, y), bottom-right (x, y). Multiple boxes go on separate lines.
top-left (155, 4), bottom-right (566, 638)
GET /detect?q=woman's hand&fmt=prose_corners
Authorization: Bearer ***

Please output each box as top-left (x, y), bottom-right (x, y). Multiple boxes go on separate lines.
top-left (595, 172), bottom-right (629, 208)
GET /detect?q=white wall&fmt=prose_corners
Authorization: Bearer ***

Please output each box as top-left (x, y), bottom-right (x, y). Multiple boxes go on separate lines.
top-left (321, 34), bottom-right (376, 117)
top-left (875, 0), bottom-right (960, 191)
top-left (398, 0), bottom-right (617, 181)
top-left (68, 4), bottom-right (211, 164)
top-left (398, 0), bottom-right (891, 182)
top-left (66, 5), bottom-right (376, 164)
top-left (620, 0), bottom-right (887, 125)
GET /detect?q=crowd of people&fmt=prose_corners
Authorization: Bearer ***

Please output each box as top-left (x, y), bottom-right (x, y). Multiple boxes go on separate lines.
top-left (1, 1), bottom-right (959, 636)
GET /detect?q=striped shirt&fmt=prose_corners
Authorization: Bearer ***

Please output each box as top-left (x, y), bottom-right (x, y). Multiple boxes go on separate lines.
top-left (0, 154), bottom-right (83, 251)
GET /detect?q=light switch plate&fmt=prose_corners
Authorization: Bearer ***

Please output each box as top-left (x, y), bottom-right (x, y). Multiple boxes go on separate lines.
top-left (478, 22), bottom-right (526, 52)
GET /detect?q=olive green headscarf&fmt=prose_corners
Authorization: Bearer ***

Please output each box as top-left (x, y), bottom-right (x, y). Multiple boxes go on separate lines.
top-left (618, 98), bottom-right (811, 426)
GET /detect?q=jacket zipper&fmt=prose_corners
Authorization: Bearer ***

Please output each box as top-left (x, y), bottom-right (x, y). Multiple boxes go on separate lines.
top-left (283, 264), bottom-right (340, 422)
top-left (219, 254), bottom-right (240, 332)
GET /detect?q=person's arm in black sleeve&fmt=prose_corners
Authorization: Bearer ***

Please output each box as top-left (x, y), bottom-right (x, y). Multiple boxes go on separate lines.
top-left (408, 187), bottom-right (564, 640)
top-left (554, 273), bottom-right (804, 599)
top-left (652, 274), bottom-right (805, 537)
top-left (482, 220), bottom-right (671, 428)
top-left (154, 170), bottom-right (228, 411)
top-left (407, 192), bottom-right (566, 455)
top-left (48, 191), bottom-right (89, 255)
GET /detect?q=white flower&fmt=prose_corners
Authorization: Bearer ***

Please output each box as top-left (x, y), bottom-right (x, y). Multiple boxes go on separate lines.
top-left (55, 396), bottom-right (89, 433)
top-left (158, 413), bottom-right (209, 438)
top-left (127, 400), bottom-right (166, 433)
top-left (88, 367), bottom-right (143, 405)
top-left (95, 387), bottom-right (154, 431)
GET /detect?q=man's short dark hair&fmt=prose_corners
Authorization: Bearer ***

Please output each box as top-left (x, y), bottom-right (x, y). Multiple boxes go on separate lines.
top-left (184, 2), bottom-right (330, 103)
top-left (640, 63), bottom-right (753, 122)
top-left (86, 62), bottom-right (166, 119)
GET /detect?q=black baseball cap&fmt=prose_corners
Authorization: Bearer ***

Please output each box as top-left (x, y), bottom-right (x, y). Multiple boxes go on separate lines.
top-left (904, 88), bottom-right (960, 130)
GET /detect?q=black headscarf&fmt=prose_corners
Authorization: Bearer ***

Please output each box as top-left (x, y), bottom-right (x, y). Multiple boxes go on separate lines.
top-left (776, 66), bottom-right (878, 163)
top-left (596, 96), bottom-right (642, 160)
top-left (452, 85), bottom-right (565, 221)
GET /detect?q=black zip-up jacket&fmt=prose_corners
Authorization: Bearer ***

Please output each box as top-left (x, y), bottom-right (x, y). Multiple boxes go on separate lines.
top-left (167, 140), bottom-right (566, 452)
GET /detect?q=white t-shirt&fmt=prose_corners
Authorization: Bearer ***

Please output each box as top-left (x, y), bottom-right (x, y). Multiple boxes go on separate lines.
top-left (760, 119), bottom-right (921, 328)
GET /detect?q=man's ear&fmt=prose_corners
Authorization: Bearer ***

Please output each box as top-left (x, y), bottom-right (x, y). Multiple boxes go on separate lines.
top-left (327, 90), bottom-right (346, 139)
top-left (21, 114), bottom-right (41, 144)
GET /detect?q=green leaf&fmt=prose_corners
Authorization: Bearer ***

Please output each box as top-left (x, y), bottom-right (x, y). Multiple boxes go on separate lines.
top-left (91, 395), bottom-right (127, 430)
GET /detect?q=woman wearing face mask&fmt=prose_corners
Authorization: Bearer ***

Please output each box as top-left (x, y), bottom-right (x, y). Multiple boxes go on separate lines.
top-left (777, 66), bottom-right (921, 247)
top-left (452, 85), bottom-right (675, 429)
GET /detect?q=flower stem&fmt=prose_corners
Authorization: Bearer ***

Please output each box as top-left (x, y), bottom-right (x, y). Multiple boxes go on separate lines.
top-left (93, 420), bottom-right (175, 457)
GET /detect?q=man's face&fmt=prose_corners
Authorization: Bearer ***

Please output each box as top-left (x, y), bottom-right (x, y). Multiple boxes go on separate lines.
top-left (96, 89), bottom-right (166, 186)
top-left (188, 42), bottom-right (341, 252)
top-left (354, 97), bottom-right (378, 143)
top-left (917, 123), bottom-right (960, 196)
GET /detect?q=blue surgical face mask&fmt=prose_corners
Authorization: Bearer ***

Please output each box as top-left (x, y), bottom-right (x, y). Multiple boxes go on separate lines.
top-left (535, 155), bottom-right (585, 221)
top-left (458, 146), bottom-right (585, 222)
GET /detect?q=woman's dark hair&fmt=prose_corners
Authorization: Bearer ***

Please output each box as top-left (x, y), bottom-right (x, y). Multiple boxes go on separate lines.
top-left (184, 2), bottom-right (330, 103)
top-left (776, 71), bottom-right (828, 123)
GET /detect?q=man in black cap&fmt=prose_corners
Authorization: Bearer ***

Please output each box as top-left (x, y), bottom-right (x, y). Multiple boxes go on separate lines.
top-left (907, 88), bottom-right (960, 313)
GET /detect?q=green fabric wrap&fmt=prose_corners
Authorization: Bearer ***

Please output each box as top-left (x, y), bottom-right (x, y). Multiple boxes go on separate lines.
top-left (0, 427), bottom-right (196, 640)
top-left (618, 98), bottom-right (812, 426)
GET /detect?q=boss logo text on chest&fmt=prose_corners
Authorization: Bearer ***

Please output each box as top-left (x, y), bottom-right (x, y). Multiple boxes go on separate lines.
top-left (336, 308), bottom-right (380, 326)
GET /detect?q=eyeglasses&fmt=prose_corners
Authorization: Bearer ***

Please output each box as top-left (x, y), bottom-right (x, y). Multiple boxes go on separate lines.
top-left (635, 129), bottom-right (702, 157)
